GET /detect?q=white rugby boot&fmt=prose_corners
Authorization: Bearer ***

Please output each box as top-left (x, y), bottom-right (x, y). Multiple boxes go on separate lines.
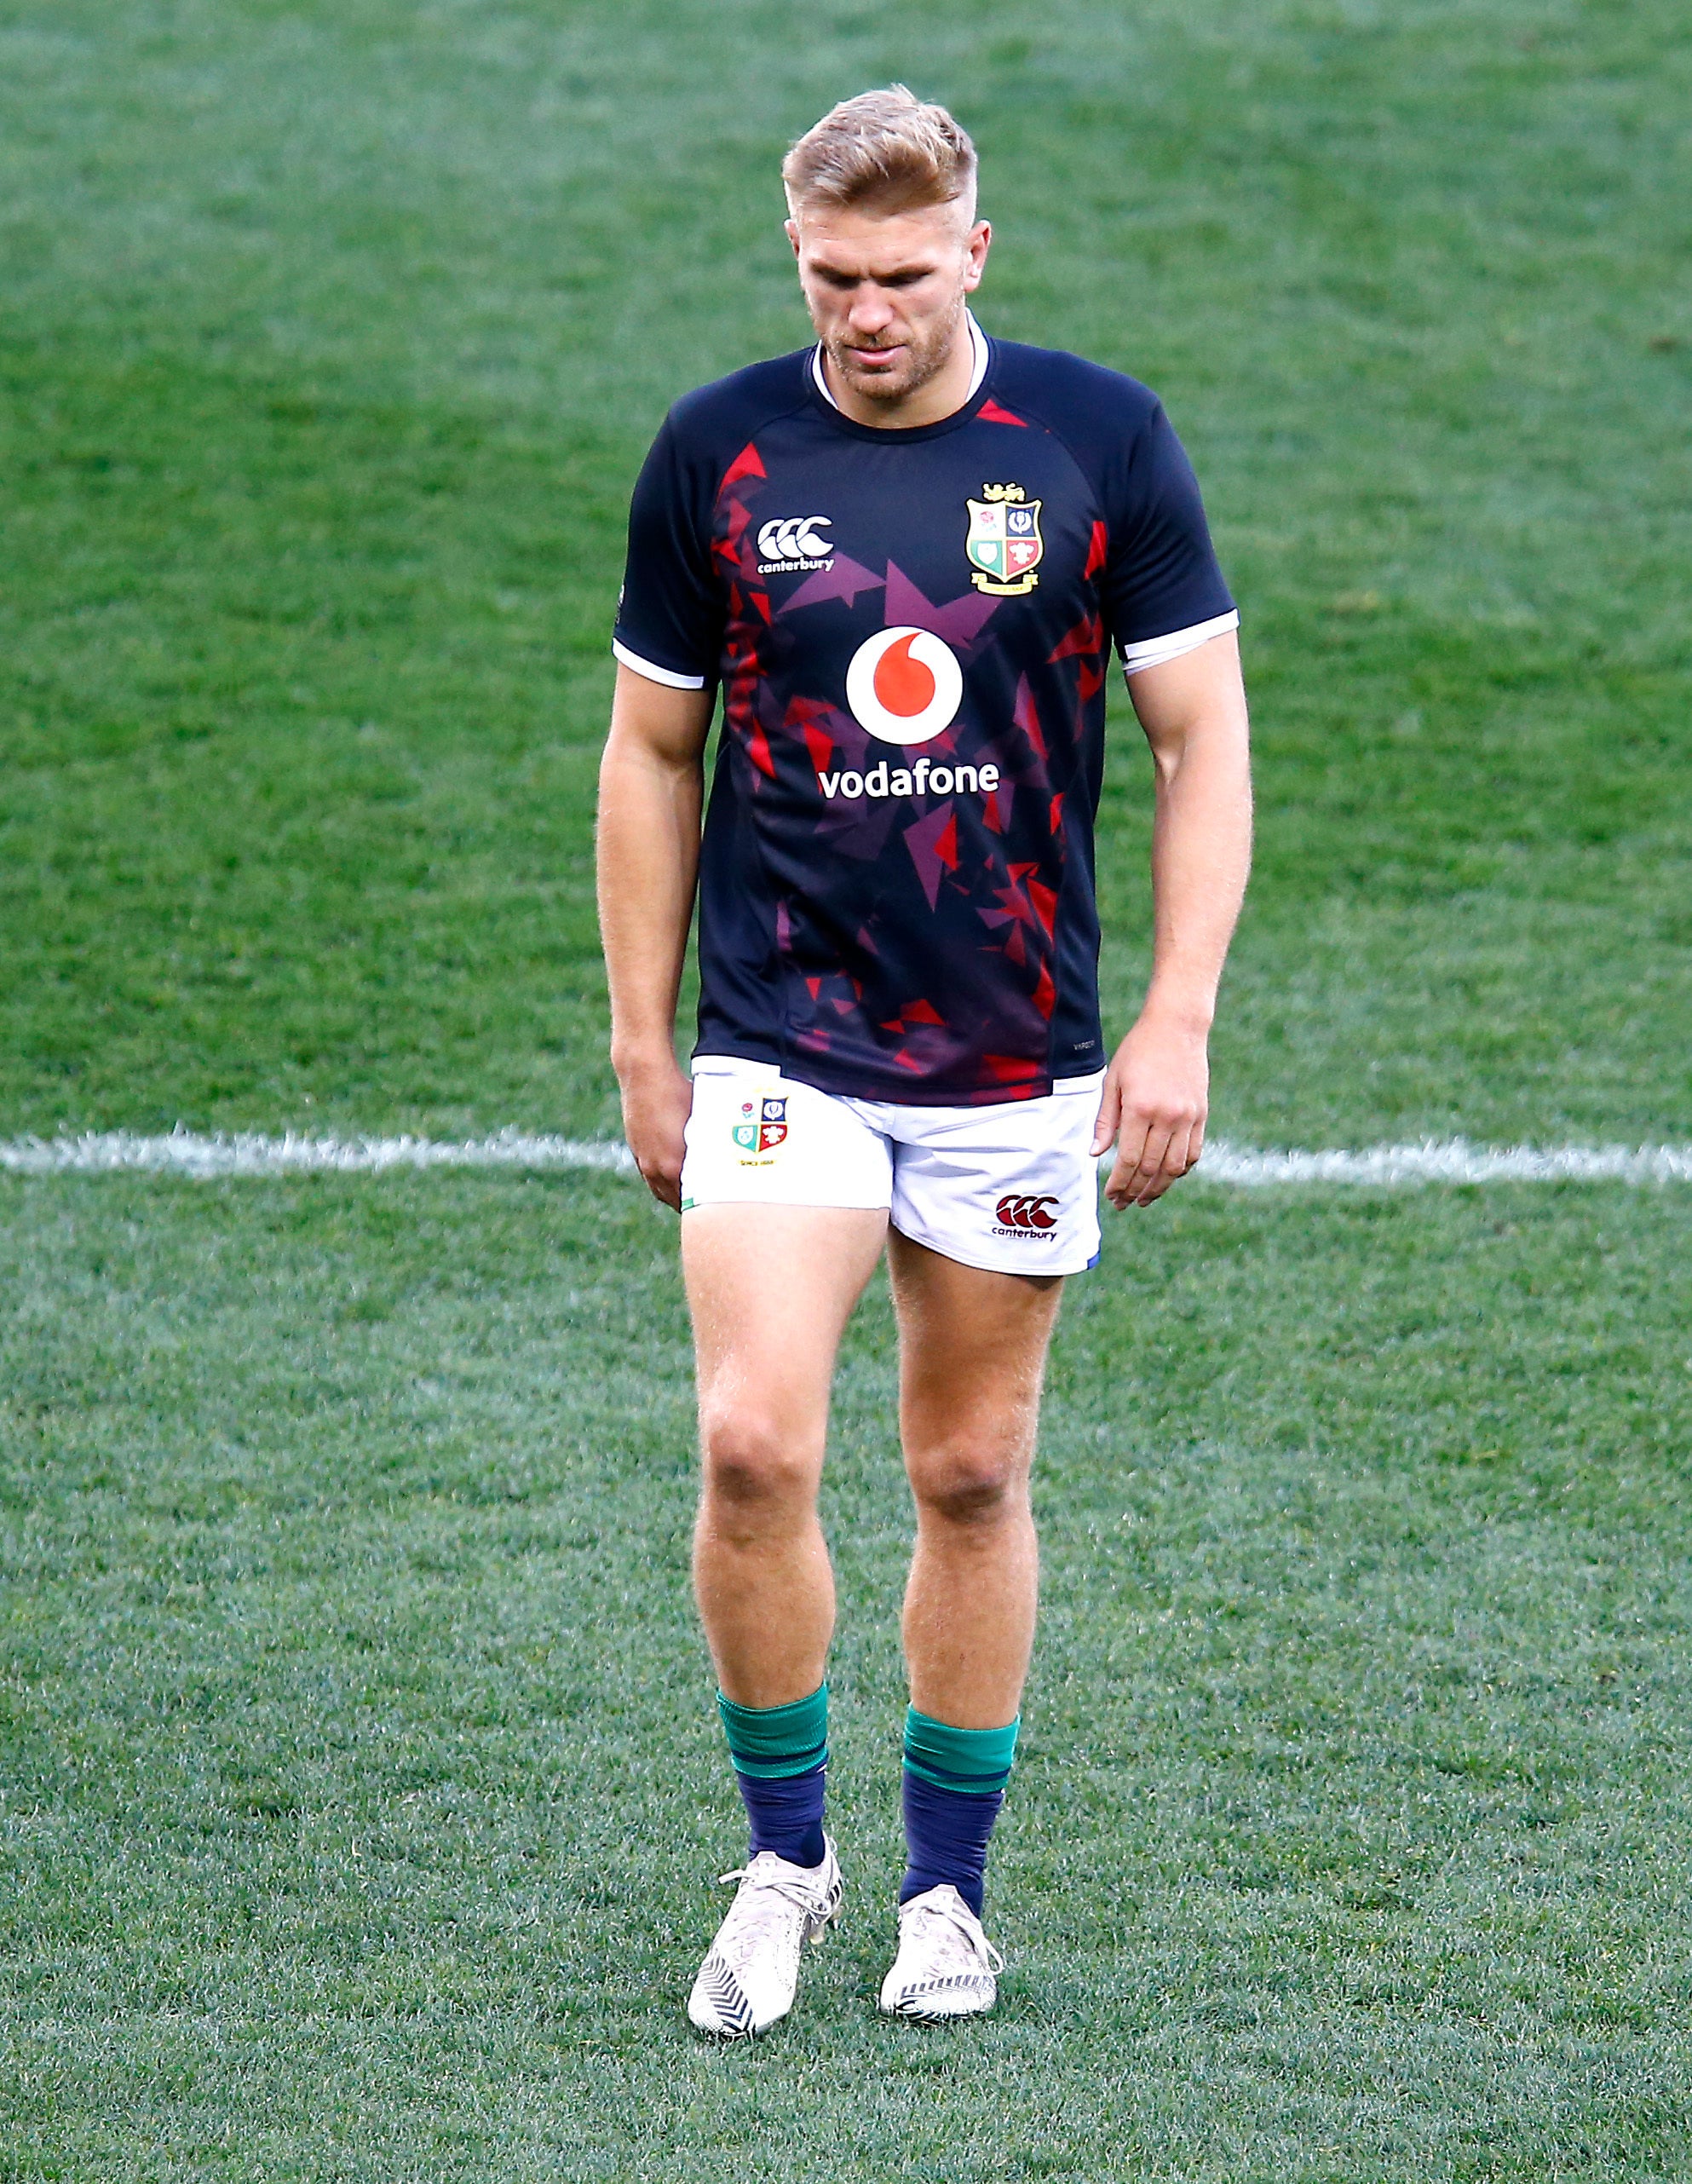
top-left (686, 1839), bottom-right (843, 2038)
top-left (878, 1884), bottom-right (1004, 2022)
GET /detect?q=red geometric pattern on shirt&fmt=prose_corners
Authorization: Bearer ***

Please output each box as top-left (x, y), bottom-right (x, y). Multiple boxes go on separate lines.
top-left (716, 443), bottom-right (775, 782)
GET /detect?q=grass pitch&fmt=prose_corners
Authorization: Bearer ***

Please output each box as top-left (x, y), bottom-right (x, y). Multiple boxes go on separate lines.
top-left (3, 2), bottom-right (1690, 2177)
top-left (4, 1178), bottom-right (1689, 2180)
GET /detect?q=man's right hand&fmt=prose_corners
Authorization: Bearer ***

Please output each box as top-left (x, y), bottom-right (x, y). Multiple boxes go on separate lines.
top-left (617, 1053), bottom-right (693, 1212)
top-left (596, 664), bottom-right (712, 1213)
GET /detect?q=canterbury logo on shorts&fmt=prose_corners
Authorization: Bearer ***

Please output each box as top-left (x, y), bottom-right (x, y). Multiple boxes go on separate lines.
top-left (993, 1191), bottom-right (1061, 1237)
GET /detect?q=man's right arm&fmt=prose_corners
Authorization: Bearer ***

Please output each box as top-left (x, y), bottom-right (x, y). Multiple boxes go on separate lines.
top-left (596, 663), bottom-right (716, 1209)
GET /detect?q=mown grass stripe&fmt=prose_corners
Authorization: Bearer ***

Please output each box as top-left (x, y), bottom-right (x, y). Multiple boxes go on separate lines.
top-left (3, 1131), bottom-right (1691, 1184)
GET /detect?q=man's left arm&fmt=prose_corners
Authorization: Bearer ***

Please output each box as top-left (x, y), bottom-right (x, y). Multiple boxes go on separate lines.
top-left (1091, 629), bottom-right (1252, 1209)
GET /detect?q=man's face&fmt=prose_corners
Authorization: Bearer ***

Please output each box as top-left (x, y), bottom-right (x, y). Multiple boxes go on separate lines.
top-left (786, 199), bottom-right (991, 409)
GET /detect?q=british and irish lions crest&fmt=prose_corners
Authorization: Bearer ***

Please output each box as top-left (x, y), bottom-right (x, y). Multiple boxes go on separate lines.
top-left (966, 483), bottom-right (1043, 596)
top-left (733, 1094), bottom-right (788, 1161)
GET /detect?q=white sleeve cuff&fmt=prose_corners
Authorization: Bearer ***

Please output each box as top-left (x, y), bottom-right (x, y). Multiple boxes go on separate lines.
top-left (612, 639), bottom-right (708, 690)
top-left (1119, 609), bottom-right (1240, 679)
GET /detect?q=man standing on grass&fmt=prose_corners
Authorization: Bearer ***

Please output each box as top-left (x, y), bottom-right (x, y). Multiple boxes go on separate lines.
top-left (596, 86), bottom-right (1251, 2036)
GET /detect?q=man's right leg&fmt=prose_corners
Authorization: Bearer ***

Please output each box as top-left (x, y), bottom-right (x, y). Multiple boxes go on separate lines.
top-left (684, 1202), bottom-right (887, 1708)
top-left (680, 1201), bottom-right (886, 2037)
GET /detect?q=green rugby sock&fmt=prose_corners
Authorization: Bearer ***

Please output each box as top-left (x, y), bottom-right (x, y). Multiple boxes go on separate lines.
top-left (717, 1684), bottom-right (829, 1868)
top-left (901, 1706), bottom-right (1020, 1917)
top-left (901, 1707), bottom-right (1019, 1795)
top-left (717, 1684), bottom-right (830, 1778)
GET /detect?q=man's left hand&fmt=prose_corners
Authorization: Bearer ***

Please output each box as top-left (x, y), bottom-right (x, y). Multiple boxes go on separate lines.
top-left (1091, 1014), bottom-right (1210, 1209)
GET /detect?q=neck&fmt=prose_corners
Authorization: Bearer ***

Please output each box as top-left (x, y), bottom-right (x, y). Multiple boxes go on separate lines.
top-left (822, 309), bottom-right (978, 430)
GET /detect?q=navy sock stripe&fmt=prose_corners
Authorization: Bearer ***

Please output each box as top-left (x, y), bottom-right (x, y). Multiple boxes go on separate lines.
top-left (902, 1758), bottom-right (1013, 1795)
top-left (729, 1736), bottom-right (827, 1779)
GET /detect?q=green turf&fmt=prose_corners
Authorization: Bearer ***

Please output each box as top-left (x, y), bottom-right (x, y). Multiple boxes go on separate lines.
top-left (3, 0), bottom-right (1691, 2175)
top-left (3, 1174), bottom-right (1689, 2180)
top-left (3, 0), bottom-right (1689, 1142)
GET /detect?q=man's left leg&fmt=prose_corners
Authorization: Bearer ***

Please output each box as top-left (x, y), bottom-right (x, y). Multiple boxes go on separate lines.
top-left (878, 1230), bottom-right (1065, 2020)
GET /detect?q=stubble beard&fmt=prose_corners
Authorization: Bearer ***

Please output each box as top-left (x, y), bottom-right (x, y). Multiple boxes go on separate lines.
top-left (823, 290), bottom-right (967, 410)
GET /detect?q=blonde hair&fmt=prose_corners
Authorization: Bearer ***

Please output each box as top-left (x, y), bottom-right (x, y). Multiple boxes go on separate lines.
top-left (783, 87), bottom-right (977, 219)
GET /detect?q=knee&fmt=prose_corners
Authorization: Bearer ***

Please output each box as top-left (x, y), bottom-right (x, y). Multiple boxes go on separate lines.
top-left (699, 1405), bottom-right (817, 1516)
top-left (908, 1441), bottom-right (1027, 1530)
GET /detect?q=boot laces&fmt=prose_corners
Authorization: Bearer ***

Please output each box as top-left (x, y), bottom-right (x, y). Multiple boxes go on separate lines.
top-left (711, 1854), bottom-right (832, 1965)
top-left (902, 1889), bottom-right (1005, 1976)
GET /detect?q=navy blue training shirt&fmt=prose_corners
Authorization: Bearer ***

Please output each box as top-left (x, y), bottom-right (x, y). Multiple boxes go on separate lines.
top-left (613, 328), bottom-right (1236, 1106)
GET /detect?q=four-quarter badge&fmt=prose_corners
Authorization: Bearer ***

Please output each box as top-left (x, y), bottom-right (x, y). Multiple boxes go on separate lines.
top-left (965, 482), bottom-right (1043, 596)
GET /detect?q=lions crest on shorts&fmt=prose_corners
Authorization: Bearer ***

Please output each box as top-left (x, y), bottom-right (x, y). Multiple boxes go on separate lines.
top-left (733, 1094), bottom-right (789, 1162)
top-left (966, 484), bottom-right (1042, 596)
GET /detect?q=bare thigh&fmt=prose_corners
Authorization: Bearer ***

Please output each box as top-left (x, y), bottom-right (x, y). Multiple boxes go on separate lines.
top-left (886, 1230), bottom-right (1064, 1490)
top-left (682, 1204), bottom-right (889, 1467)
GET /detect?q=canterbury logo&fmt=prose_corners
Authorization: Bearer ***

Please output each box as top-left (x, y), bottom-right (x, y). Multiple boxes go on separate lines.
top-left (757, 515), bottom-right (833, 565)
top-left (995, 1193), bottom-right (1060, 1231)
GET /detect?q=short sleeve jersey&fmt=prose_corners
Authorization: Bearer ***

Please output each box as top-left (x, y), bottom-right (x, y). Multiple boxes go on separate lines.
top-left (613, 331), bottom-right (1235, 1105)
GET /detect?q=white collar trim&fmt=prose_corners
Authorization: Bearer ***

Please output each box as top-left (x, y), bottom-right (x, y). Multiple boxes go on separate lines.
top-left (811, 311), bottom-right (989, 414)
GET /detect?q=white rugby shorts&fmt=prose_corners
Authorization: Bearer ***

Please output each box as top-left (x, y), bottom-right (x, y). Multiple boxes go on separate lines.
top-left (680, 1057), bottom-right (1104, 1277)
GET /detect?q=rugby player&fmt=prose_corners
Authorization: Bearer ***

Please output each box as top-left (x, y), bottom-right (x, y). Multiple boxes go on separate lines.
top-left (596, 87), bottom-right (1252, 2036)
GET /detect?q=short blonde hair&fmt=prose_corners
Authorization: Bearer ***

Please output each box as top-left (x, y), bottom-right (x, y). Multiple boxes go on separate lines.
top-left (783, 86), bottom-right (977, 218)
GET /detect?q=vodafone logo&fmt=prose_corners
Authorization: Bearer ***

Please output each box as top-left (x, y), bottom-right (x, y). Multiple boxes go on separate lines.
top-left (994, 1192), bottom-right (1060, 1234)
top-left (845, 625), bottom-right (964, 747)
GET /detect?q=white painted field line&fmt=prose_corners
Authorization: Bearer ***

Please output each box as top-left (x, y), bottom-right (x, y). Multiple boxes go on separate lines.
top-left (1196, 1138), bottom-right (1692, 1186)
top-left (1, 1128), bottom-right (1691, 1186)
top-left (0, 1129), bottom-right (636, 1180)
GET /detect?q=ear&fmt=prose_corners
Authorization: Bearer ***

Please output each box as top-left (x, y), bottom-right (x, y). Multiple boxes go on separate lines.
top-left (963, 220), bottom-right (991, 291)
top-left (784, 217), bottom-right (801, 260)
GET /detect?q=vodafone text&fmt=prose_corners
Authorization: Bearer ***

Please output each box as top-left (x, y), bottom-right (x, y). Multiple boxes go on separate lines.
top-left (816, 758), bottom-right (1001, 803)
